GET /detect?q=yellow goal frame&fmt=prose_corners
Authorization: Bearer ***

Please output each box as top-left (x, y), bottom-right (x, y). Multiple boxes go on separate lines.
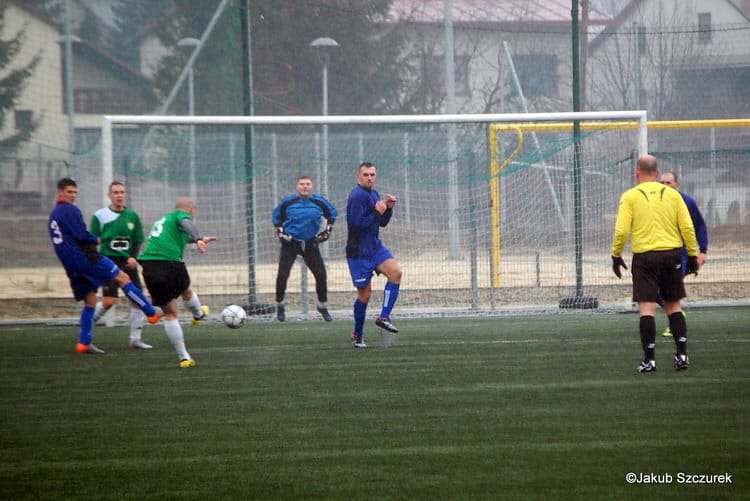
top-left (488, 118), bottom-right (750, 287)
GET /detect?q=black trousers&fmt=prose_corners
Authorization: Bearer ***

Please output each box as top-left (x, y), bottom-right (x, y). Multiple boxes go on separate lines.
top-left (275, 240), bottom-right (327, 304)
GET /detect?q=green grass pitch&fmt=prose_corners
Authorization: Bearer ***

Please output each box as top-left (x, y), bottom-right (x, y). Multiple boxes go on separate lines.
top-left (1, 308), bottom-right (748, 500)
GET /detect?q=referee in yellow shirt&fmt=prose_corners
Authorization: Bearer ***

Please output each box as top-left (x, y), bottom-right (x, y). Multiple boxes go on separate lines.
top-left (611, 154), bottom-right (700, 373)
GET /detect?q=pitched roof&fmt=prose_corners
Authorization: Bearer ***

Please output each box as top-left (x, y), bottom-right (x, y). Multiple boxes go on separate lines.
top-left (388, 0), bottom-right (612, 25)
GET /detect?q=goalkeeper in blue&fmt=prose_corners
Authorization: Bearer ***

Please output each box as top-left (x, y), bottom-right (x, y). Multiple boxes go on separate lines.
top-left (346, 162), bottom-right (403, 348)
top-left (272, 176), bottom-right (337, 322)
top-left (659, 170), bottom-right (709, 337)
top-left (48, 178), bottom-right (162, 355)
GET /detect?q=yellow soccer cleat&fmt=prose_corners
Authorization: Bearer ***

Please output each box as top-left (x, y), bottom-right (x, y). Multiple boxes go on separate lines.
top-left (192, 305), bottom-right (210, 325)
top-left (179, 358), bottom-right (196, 369)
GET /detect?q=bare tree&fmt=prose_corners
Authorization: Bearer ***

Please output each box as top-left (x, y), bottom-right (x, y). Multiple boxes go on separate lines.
top-left (587, 0), bottom-right (707, 119)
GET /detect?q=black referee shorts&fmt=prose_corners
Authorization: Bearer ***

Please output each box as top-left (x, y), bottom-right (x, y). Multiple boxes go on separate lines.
top-left (632, 248), bottom-right (686, 302)
top-left (140, 260), bottom-right (191, 307)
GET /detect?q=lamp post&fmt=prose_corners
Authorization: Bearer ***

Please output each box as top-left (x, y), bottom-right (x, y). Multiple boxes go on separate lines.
top-left (178, 37), bottom-right (200, 201)
top-left (58, 28), bottom-right (80, 168)
top-left (309, 37), bottom-right (339, 198)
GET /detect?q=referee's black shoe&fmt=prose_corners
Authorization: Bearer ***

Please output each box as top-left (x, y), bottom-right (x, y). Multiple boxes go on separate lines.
top-left (674, 353), bottom-right (690, 370)
top-left (636, 360), bottom-right (657, 373)
top-left (375, 317), bottom-right (399, 333)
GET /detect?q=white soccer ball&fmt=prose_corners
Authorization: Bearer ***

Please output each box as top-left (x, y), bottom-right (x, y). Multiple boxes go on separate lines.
top-left (222, 304), bottom-right (247, 329)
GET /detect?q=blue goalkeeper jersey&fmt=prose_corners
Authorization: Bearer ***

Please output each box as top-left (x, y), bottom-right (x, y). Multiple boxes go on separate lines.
top-left (272, 194), bottom-right (337, 242)
top-left (681, 192), bottom-right (709, 253)
top-left (49, 201), bottom-right (100, 270)
top-left (346, 184), bottom-right (392, 259)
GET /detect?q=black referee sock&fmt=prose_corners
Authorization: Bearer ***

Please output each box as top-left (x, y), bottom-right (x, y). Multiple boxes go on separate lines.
top-left (668, 311), bottom-right (688, 355)
top-left (639, 315), bottom-right (656, 361)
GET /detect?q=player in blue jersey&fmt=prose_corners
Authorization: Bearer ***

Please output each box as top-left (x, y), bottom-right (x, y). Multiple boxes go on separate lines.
top-left (48, 178), bottom-right (162, 355)
top-left (346, 162), bottom-right (403, 348)
top-left (273, 175), bottom-right (337, 322)
top-left (659, 171), bottom-right (709, 336)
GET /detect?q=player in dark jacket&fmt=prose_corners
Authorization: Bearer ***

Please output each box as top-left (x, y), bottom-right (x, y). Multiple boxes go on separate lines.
top-left (48, 178), bottom-right (161, 355)
top-left (659, 171), bottom-right (709, 337)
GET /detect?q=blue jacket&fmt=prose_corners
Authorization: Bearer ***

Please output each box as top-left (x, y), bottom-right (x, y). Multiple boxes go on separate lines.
top-left (273, 194), bottom-right (337, 242)
top-left (346, 184), bottom-right (392, 259)
top-left (49, 201), bottom-right (100, 271)
top-left (681, 192), bottom-right (709, 253)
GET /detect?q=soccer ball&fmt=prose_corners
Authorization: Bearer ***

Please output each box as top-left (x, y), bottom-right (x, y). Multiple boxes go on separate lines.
top-left (222, 304), bottom-right (247, 329)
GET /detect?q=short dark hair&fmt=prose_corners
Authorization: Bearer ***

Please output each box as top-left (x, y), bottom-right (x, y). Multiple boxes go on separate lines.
top-left (359, 161), bottom-right (375, 170)
top-left (57, 177), bottom-right (77, 190)
top-left (109, 181), bottom-right (125, 191)
top-left (662, 171), bottom-right (679, 183)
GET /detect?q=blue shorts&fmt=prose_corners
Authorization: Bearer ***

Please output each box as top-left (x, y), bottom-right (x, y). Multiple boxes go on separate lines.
top-left (347, 246), bottom-right (394, 288)
top-left (67, 256), bottom-right (121, 301)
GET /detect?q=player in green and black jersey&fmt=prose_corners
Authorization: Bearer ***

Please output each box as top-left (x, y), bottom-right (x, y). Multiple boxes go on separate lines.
top-left (90, 181), bottom-right (152, 349)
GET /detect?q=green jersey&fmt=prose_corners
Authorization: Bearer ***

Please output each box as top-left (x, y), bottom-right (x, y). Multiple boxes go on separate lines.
top-left (139, 209), bottom-right (193, 262)
top-left (90, 206), bottom-right (144, 258)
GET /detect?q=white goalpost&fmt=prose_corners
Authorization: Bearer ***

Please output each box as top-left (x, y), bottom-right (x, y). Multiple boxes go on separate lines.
top-left (98, 111), bottom-right (647, 317)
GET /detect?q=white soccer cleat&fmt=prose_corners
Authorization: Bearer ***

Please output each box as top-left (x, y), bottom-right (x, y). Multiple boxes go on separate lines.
top-left (129, 340), bottom-right (153, 350)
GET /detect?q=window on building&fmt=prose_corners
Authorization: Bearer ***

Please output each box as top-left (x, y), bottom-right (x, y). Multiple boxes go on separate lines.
top-left (509, 54), bottom-right (558, 98)
top-left (424, 55), bottom-right (471, 97)
top-left (698, 13), bottom-right (712, 43)
top-left (14, 110), bottom-right (32, 130)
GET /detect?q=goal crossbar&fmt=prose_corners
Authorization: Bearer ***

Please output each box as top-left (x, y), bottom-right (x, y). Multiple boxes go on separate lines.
top-left (101, 110), bottom-right (647, 198)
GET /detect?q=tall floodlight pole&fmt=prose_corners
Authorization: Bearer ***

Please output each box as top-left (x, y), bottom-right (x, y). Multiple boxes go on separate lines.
top-left (309, 37), bottom-right (339, 199)
top-left (572, 0), bottom-right (584, 299)
top-left (178, 37), bottom-right (200, 202)
top-left (444, 0), bottom-right (461, 260)
top-left (240, 0), bottom-right (258, 306)
top-left (62, 0), bottom-right (77, 166)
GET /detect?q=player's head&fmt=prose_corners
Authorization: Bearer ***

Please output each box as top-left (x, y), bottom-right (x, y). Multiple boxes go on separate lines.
top-left (296, 176), bottom-right (313, 198)
top-left (357, 162), bottom-right (377, 189)
top-left (660, 171), bottom-right (680, 189)
top-left (176, 197), bottom-right (197, 215)
top-left (635, 154), bottom-right (658, 182)
top-left (108, 181), bottom-right (127, 209)
top-left (57, 177), bottom-right (77, 191)
top-left (56, 178), bottom-right (78, 203)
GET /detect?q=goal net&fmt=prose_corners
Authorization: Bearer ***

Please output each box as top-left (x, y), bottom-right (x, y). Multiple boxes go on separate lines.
top-left (93, 112), bottom-right (647, 316)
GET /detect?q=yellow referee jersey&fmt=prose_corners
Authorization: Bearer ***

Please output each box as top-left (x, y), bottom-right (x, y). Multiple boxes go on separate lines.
top-left (612, 181), bottom-right (698, 257)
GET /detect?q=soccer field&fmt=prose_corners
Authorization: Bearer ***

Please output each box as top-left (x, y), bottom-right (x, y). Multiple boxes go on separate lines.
top-left (1, 308), bottom-right (748, 499)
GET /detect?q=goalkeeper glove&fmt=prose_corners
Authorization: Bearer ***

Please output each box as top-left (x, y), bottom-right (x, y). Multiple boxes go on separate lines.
top-left (612, 256), bottom-right (627, 279)
top-left (276, 227), bottom-right (293, 244)
top-left (685, 255), bottom-right (699, 275)
top-left (314, 224), bottom-right (333, 243)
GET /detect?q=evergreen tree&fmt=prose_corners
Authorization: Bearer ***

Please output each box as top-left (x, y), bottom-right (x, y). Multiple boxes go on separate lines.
top-left (121, 0), bottom-right (419, 115)
top-left (0, 3), bottom-right (41, 162)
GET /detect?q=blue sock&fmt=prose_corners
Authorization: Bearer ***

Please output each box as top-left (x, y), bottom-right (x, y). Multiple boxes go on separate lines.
top-left (353, 299), bottom-right (367, 334)
top-left (123, 282), bottom-right (156, 317)
top-left (379, 282), bottom-right (400, 319)
top-left (79, 306), bottom-right (95, 345)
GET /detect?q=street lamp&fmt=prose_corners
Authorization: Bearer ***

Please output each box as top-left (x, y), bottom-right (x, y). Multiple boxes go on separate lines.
top-left (58, 33), bottom-right (81, 167)
top-left (178, 37), bottom-right (200, 201)
top-left (309, 37), bottom-right (339, 198)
